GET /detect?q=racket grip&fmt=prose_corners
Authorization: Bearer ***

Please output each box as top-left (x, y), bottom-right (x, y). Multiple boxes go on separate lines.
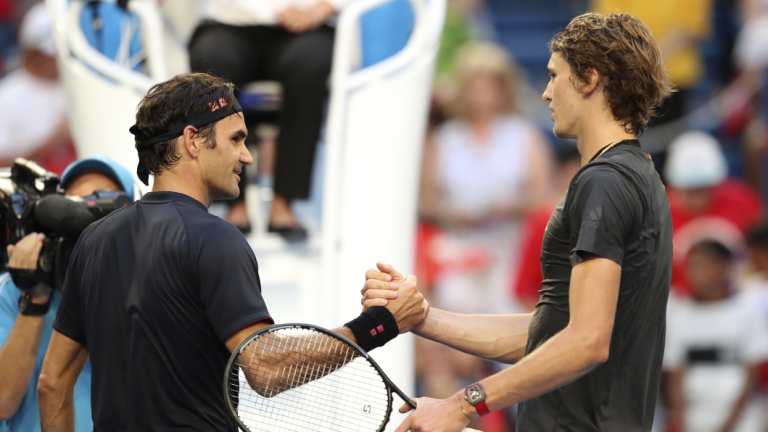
top-left (405, 400), bottom-right (480, 430)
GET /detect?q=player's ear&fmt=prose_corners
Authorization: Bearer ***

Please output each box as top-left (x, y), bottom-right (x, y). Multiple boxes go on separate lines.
top-left (180, 126), bottom-right (202, 159)
top-left (580, 68), bottom-right (600, 95)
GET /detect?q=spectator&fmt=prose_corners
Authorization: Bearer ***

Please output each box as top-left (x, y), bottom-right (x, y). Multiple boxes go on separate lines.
top-left (665, 131), bottom-right (762, 295)
top-left (664, 238), bottom-right (768, 432)
top-left (414, 43), bottom-right (552, 429)
top-left (419, 41), bottom-right (552, 314)
top-left (0, 156), bottom-right (134, 432)
top-left (188, 0), bottom-right (344, 241)
top-left (0, 3), bottom-right (75, 174)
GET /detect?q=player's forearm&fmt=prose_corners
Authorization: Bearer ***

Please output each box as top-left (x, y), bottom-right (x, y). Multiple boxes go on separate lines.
top-left (333, 326), bottom-right (355, 344)
top-left (478, 324), bottom-right (607, 411)
top-left (38, 380), bottom-right (74, 432)
top-left (0, 315), bottom-right (46, 418)
top-left (414, 308), bottom-right (532, 363)
top-left (243, 328), bottom-right (359, 397)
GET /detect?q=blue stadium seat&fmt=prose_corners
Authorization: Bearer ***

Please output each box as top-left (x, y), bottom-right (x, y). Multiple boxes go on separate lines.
top-left (79, 1), bottom-right (143, 71)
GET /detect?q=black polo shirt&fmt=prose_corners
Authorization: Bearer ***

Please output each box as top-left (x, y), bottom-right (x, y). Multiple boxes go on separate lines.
top-left (517, 140), bottom-right (672, 431)
top-left (55, 191), bottom-right (272, 431)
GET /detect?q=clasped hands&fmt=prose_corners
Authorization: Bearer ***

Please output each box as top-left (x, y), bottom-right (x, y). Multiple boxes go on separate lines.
top-left (361, 263), bottom-right (473, 432)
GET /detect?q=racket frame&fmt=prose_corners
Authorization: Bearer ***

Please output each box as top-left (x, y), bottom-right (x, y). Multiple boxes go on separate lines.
top-left (223, 322), bottom-right (416, 432)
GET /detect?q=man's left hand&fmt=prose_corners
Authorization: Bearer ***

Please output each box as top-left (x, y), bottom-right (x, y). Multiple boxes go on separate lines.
top-left (395, 394), bottom-right (472, 432)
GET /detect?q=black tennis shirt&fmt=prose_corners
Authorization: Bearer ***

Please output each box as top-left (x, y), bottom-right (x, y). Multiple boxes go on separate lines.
top-left (517, 140), bottom-right (672, 431)
top-left (55, 191), bottom-right (272, 431)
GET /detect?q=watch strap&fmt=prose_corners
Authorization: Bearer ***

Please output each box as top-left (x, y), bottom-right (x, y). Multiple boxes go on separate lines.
top-left (474, 400), bottom-right (490, 416)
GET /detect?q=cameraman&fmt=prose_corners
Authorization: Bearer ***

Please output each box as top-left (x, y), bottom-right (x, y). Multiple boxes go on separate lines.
top-left (0, 156), bottom-right (134, 431)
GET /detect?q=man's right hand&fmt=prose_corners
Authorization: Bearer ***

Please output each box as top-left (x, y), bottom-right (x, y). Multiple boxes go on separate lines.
top-left (7, 233), bottom-right (44, 271)
top-left (362, 263), bottom-right (429, 333)
top-left (7, 233), bottom-right (50, 303)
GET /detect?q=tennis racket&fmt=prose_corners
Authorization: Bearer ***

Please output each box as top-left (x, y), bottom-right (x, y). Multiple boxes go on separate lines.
top-left (223, 323), bottom-right (480, 432)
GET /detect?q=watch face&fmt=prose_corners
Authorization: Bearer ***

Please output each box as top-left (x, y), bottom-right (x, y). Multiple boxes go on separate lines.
top-left (465, 384), bottom-right (485, 404)
top-left (467, 389), bottom-right (481, 403)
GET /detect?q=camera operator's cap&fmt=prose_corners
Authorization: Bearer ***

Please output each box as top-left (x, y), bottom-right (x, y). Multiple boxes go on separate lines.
top-left (19, 3), bottom-right (56, 57)
top-left (665, 131), bottom-right (727, 189)
top-left (61, 156), bottom-right (135, 199)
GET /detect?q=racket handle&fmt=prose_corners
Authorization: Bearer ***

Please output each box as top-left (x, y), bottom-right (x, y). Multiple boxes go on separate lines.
top-left (405, 400), bottom-right (481, 431)
top-left (404, 396), bottom-right (417, 409)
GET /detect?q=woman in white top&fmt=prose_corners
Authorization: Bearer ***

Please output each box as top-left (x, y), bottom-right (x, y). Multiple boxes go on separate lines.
top-left (414, 43), bottom-right (553, 404)
top-left (419, 41), bottom-right (552, 315)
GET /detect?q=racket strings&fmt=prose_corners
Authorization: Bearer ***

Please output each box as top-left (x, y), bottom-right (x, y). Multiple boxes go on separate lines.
top-left (241, 329), bottom-right (356, 390)
top-left (228, 327), bottom-right (392, 432)
top-left (230, 337), bottom-right (388, 431)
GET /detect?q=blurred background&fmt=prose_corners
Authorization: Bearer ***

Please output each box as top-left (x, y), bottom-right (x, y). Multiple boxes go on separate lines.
top-left (1, 0), bottom-right (767, 431)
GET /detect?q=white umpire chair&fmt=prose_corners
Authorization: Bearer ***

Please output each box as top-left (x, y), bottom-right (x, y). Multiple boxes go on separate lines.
top-left (46, 0), bottom-right (170, 197)
top-left (47, 2), bottom-right (445, 427)
top-left (320, 0), bottom-right (445, 413)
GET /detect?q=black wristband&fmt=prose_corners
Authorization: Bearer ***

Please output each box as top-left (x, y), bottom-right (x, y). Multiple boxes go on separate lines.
top-left (344, 306), bottom-right (399, 352)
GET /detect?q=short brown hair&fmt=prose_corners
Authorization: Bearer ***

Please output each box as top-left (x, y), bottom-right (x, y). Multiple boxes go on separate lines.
top-left (133, 73), bottom-right (236, 177)
top-left (550, 13), bottom-right (673, 134)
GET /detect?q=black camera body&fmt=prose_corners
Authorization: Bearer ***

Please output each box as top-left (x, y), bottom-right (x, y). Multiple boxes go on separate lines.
top-left (0, 159), bottom-right (130, 288)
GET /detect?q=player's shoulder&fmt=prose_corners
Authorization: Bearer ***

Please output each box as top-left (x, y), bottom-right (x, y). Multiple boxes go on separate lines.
top-left (72, 202), bottom-right (135, 249)
top-left (567, 161), bottom-right (648, 219)
top-left (191, 212), bottom-right (251, 250)
top-left (571, 161), bottom-right (629, 191)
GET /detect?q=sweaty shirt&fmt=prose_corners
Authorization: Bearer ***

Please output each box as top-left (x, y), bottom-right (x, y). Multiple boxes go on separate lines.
top-left (517, 140), bottom-right (672, 431)
top-left (55, 191), bottom-right (272, 431)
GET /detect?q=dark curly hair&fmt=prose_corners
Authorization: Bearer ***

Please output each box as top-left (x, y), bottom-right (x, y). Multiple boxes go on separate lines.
top-left (550, 13), bottom-right (673, 134)
top-left (133, 73), bottom-right (236, 177)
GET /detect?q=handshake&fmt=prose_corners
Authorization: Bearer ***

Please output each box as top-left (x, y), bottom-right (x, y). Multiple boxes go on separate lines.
top-left (359, 262), bottom-right (429, 335)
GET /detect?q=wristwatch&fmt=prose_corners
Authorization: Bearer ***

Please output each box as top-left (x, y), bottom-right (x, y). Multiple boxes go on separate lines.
top-left (464, 382), bottom-right (490, 416)
top-left (18, 292), bottom-right (51, 316)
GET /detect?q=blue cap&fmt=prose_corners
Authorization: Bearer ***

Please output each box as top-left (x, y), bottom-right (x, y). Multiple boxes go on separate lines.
top-left (60, 156), bottom-right (135, 198)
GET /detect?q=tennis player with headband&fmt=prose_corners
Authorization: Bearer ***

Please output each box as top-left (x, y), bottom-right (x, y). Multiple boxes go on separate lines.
top-left (37, 72), bottom-right (427, 431)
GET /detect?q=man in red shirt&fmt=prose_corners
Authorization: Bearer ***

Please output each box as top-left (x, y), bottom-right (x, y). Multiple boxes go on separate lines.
top-left (665, 131), bottom-right (762, 295)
